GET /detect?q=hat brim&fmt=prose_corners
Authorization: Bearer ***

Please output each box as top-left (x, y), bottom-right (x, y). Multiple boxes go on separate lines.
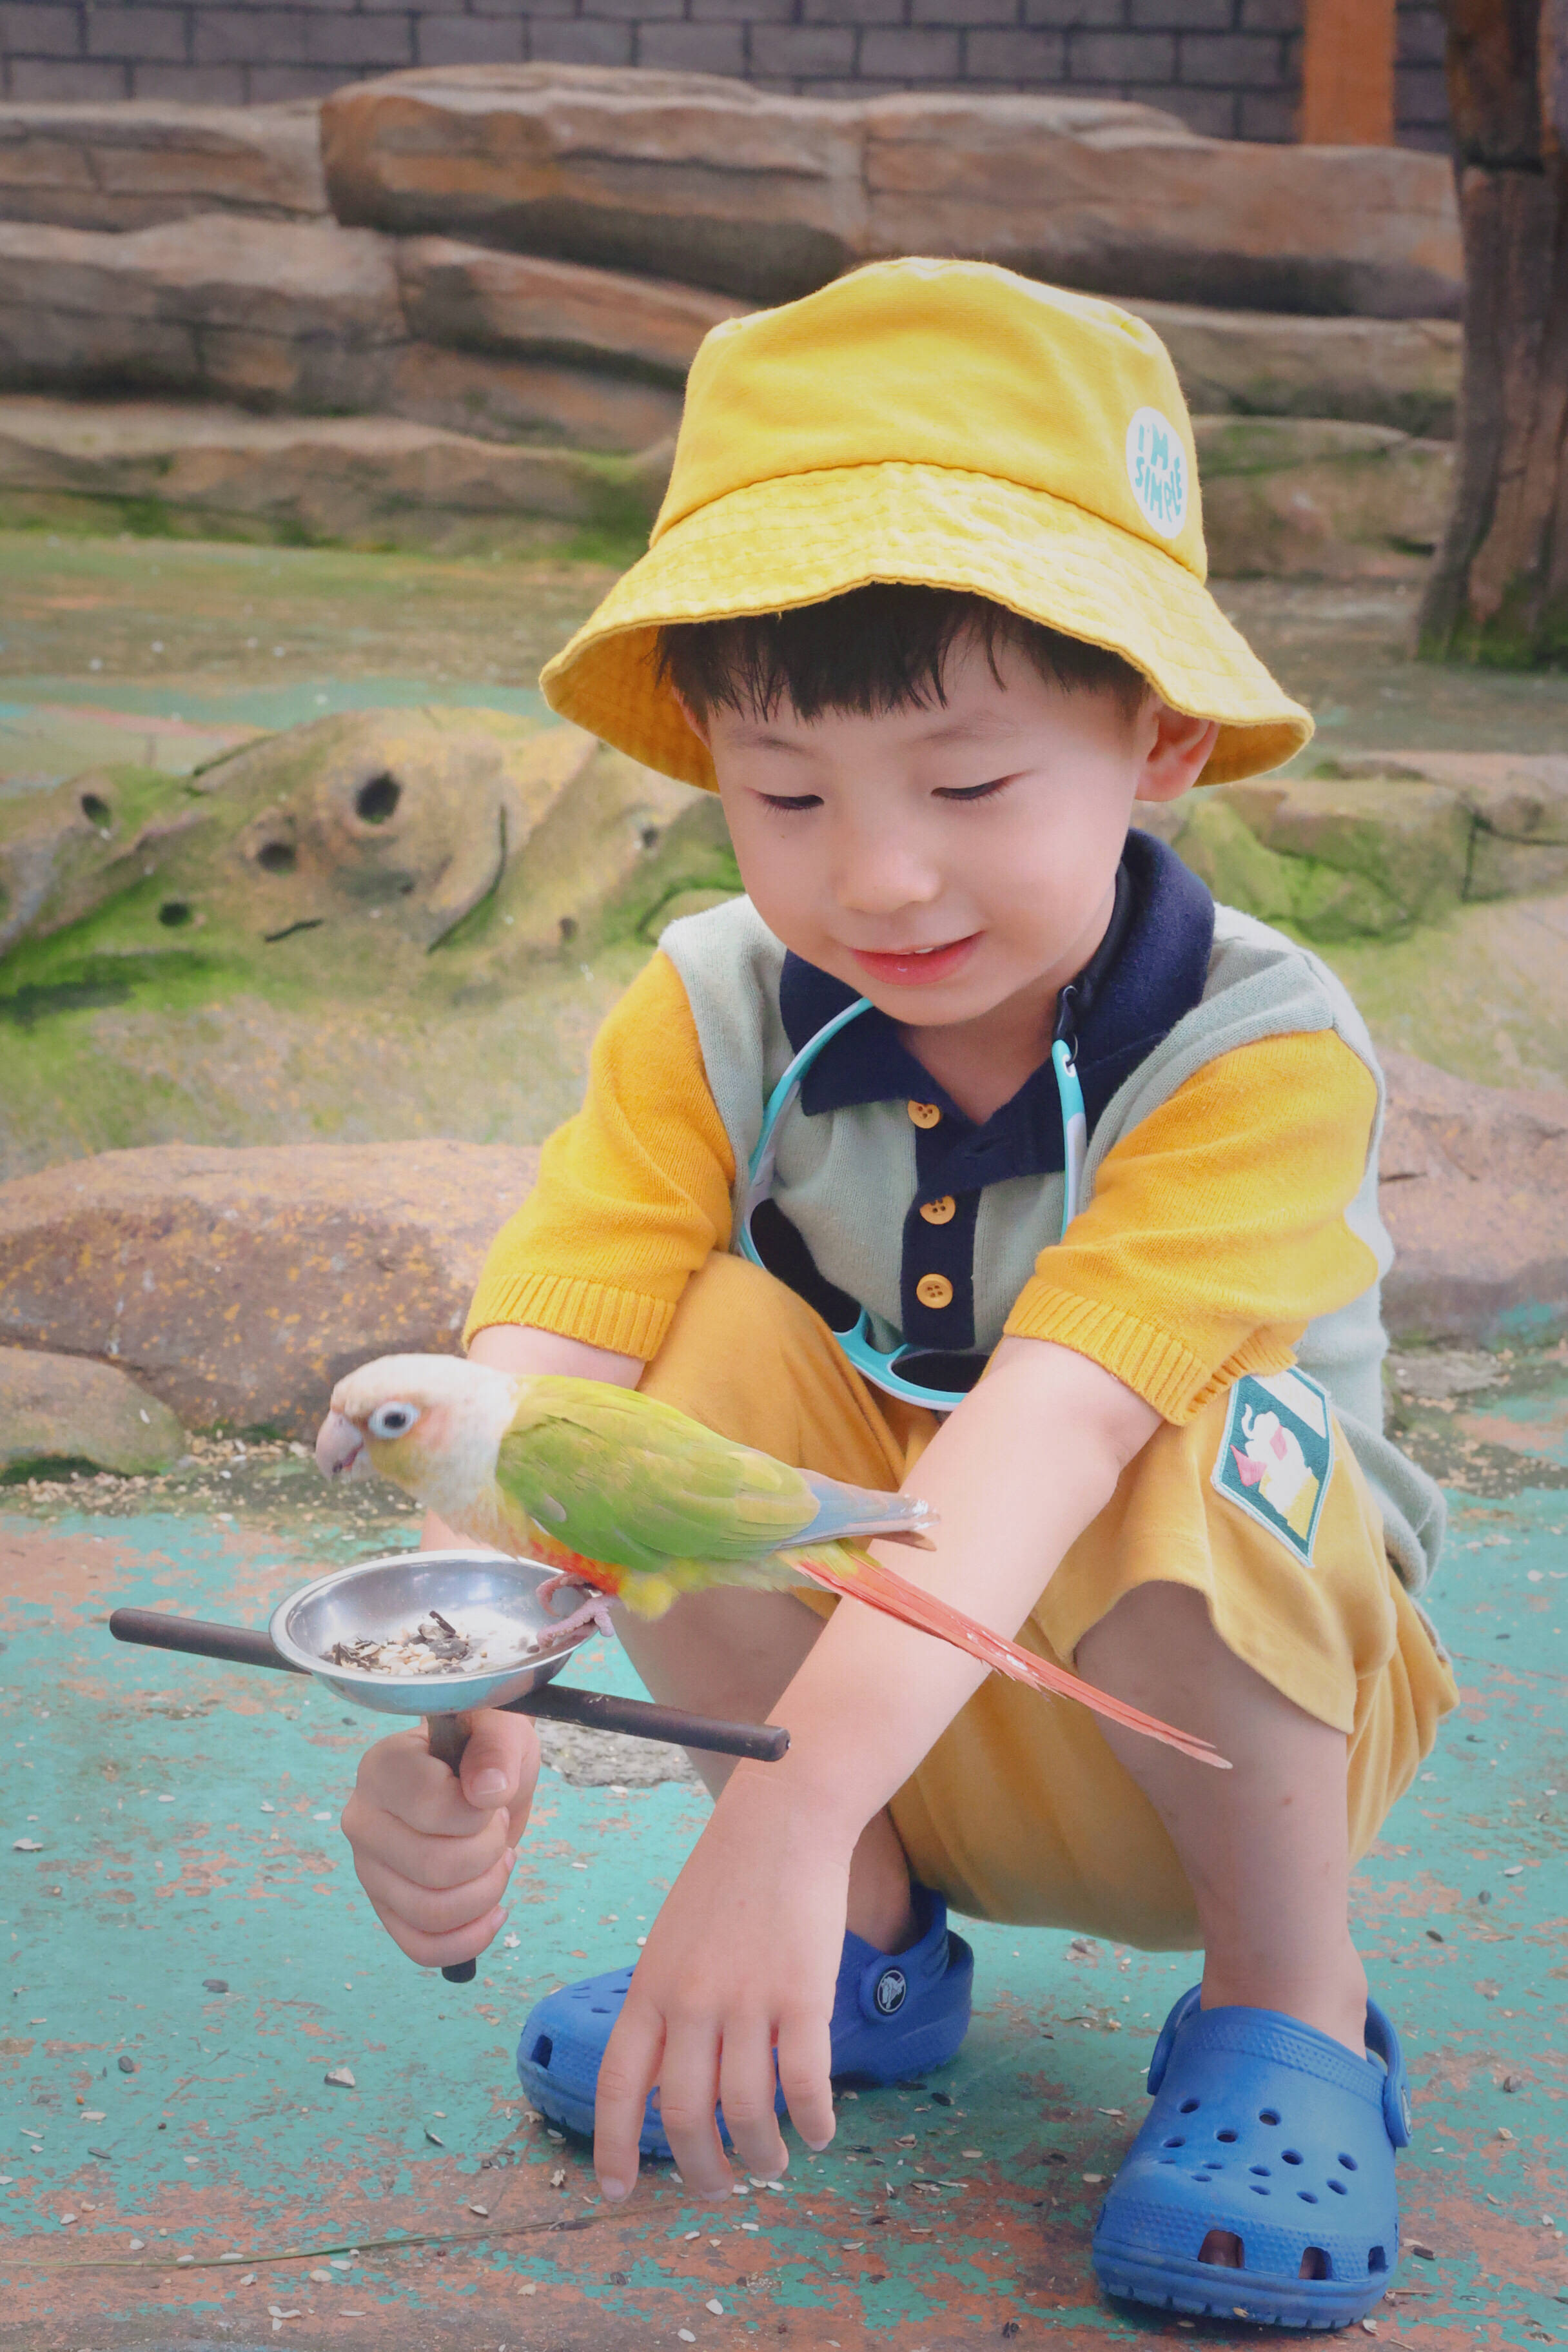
top-left (542, 462), bottom-right (1312, 789)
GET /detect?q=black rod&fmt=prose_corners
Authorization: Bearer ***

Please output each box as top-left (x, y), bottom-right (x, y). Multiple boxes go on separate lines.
top-left (110, 1609), bottom-right (300, 1672)
top-left (107, 1609), bottom-right (789, 1762)
top-left (505, 1682), bottom-right (788, 1761)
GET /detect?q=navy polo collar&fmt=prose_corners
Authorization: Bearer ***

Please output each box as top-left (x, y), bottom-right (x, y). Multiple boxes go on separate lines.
top-left (777, 828), bottom-right (1215, 1184)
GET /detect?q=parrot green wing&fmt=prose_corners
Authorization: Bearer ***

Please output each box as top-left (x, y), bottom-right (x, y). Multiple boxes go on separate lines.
top-left (495, 1377), bottom-right (818, 1580)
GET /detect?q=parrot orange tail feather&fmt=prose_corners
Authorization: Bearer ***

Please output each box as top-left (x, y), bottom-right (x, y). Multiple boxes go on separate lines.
top-left (783, 1542), bottom-right (1230, 1770)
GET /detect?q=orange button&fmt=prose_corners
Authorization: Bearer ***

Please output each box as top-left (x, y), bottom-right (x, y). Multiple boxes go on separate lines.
top-left (916, 1272), bottom-right (954, 1310)
top-left (906, 1101), bottom-right (942, 1130)
top-left (919, 1195), bottom-right (957, 1225)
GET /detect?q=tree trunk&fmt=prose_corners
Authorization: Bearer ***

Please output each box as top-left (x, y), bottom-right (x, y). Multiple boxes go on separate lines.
top-left (1418, 0), bottom-right (1568, 664)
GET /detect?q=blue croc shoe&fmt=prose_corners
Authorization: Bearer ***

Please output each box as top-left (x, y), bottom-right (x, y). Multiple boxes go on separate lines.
top-left (1092, 1988), bottom-right (1411, 2330)
top-left (516, 1885), bottom-right (974, 2157)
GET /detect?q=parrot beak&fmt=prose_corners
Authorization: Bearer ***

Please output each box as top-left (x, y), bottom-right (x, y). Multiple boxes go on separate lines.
top-left (315, 1408), bottom-right (369, 1482)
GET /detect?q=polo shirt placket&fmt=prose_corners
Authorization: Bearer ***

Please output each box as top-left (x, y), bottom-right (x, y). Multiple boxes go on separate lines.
top-left (768, 831), bottom-right (1217, 1382)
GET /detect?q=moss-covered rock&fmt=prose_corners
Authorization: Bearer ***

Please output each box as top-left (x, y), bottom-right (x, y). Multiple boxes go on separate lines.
top-left (0, 703), bottom-right (741, 1180)
top-left (0, 1346), bottom-right (185, 1478)
top-left (0, 705), bottom-right (703, 977)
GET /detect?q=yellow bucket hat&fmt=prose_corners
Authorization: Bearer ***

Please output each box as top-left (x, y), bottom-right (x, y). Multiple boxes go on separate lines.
top-left (541, 257), bottom-right (1311, 788)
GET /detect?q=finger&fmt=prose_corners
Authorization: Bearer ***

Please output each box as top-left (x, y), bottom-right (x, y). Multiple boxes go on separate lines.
top-left (456, 1710), bottom-right (540, 1830)
top-left (716, 2014), bottom-right (788, 2183)
top-left (652, 2014), bottom-right (730, 2200)
top-left (352, 1844), bottom-right (514, 1943)
top-left (352, 1729), bottom-right (507, 1839)
top-left (366, 1896), bottom-right (511, 1972)
top-left (340, 1788), bottom-right (511, 1890)
top-left (593, 1996), bottom-right (667, 2204)
top-left (775, 2004), bottom-right (836, 2155)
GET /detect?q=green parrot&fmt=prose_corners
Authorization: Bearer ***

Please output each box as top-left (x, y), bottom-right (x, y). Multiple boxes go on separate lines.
top-left (316, 1352), bottom-right (1222, 1764)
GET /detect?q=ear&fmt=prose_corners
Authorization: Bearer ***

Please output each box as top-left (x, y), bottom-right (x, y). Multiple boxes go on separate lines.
top-left (1133, 701), bottom-right (1220, 807)
top-left (671, 689), bottom-right (710, 748)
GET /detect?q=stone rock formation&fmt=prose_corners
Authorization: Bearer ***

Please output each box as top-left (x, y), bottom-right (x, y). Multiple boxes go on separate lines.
top-left (0, 707), bottom-right (701, 962)
top-left (0, 1141), bottom-right (540, 1435)
top-left (322, 65), bottom-right (870, 308)
top-left (1314, 750), bottom-right (1568, 901)
top-left (395, 238), bottom-right (745, 382)
top-left (322, 66), bottom-right (1461, 318)
top-left (858, 93), bottom-right (1460, 320)
top-left (0, 99), bottom-right (328, 231)
top-left (1193, 416), bottom-right (1455, 579)
top-left (0, 394), bottom-right (1456, 577)
top-left (0, 72), bottom-right (1466, 571)
top-left (0, 214), bottom-right (404, 413)
top-left (1155, 751), bottom-right (1568, 941)
top-left (1131, 302), bottom-right (1459, 440)
top-left (1380, 1052), bottom-right (1568, 1349)
top-left (0, 395), bottom-right (674, 547)
top-left (388, 341), bottom-right (681, 453)
top-left (0, 1346), bottom-right (185, 1477)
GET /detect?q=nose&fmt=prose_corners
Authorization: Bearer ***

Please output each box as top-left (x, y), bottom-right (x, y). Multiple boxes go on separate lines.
top-left (833, 820), bottom-right (941, 918)
top-left (315, 1409), bottom-right (365, 1480)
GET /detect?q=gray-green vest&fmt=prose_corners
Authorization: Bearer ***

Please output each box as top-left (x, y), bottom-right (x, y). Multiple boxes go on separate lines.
top-left (661, 891), bottom-right (1444, 1594)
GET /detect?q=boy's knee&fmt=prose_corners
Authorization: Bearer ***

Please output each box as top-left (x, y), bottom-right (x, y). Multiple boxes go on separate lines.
top-left (641, 1257), bottom-right (796, 1415)
top-left (640, 1258), bottom-right (917, 1489)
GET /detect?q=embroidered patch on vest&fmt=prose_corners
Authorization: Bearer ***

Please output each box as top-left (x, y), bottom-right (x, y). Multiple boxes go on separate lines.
top-left (1212, 1369), bottom-right (1334, 1566)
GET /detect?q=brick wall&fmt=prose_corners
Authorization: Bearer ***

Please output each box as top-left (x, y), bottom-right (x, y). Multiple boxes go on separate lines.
top-left (1395, 0), bottom-right (1448, 152)
top-left (0, 0), bottom-right (1450, 145)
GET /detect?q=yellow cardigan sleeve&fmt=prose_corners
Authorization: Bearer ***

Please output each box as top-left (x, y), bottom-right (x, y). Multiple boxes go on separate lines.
top-left (1004, 1030), bottom-right (1380, 1422)
top-left (464, 950), bottom-right (736, 1359)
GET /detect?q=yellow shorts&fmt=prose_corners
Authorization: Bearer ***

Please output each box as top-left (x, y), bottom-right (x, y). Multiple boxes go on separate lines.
top-left (641, 1254), bottom-right (1458, 1949)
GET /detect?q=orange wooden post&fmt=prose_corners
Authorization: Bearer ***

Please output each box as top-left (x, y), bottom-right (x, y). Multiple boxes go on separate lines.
top-left (1300, 0), bottom-right (1398, 143)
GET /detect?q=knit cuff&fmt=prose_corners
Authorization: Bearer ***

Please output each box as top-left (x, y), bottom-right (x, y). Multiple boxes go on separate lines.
top-left (1003, 1284), bottom-right (1299, 1424)
top-left (463, 1269), bottom-right (675, 1361)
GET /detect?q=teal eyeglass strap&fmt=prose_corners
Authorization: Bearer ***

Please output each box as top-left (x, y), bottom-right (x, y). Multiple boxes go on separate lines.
top-left (738, 994), bottom-right (1086, 1413)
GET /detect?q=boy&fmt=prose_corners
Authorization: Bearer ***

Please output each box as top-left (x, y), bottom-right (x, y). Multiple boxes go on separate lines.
top-left (340, 259), bottom-right (1455, 2328)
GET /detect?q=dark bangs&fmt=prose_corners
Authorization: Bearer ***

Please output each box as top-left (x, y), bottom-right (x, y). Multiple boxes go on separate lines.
top-left (654, 584), bottom-right (1147, 727)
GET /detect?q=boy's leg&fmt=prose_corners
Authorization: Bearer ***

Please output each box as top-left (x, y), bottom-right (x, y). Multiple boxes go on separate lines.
top-left (885, 1378), bottom-right (1456, 2314)
top-left (1076, 1582), bottom-right (1362, 2276)
top-left (624, 1248), bottom-right (938, 1951)
top-left (1077, 1583), bottom-right (1365, 2053)
top-left (888, 1377), bottom-right (1455, 1949)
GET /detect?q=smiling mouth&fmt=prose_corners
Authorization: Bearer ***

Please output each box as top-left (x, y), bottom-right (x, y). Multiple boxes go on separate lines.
top-left (850, 934), bottom-right (981, 983)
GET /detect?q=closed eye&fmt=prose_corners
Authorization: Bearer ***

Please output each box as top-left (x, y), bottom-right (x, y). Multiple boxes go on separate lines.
top-left (934, 775), bottom-right (1015, 802)
top-left (757, 792), bottom-right (823, 813)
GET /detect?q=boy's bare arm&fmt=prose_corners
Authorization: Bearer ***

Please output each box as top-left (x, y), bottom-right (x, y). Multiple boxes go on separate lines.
top-left (745, 1333), bottom-right (1160, 1821)
top-left (593, 1335), bottom-right (1161, 2198)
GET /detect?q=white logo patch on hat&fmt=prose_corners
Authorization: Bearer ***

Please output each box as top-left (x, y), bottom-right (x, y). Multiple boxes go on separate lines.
top-left (1126, 407), bottom-right (1188, 539)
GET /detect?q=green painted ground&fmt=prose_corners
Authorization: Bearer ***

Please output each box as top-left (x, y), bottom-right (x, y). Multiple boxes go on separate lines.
top-left (1, 1373), bottom-right (1565, 2350)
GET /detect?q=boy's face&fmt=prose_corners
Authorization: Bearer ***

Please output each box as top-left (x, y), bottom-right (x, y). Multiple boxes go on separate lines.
top-left (697, 628), bottom-right (1217, 1037)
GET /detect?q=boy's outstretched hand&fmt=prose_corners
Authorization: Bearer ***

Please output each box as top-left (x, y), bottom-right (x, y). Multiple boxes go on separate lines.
top-left (593, 1769), bottom-right (849, 2201)
top-left (341, 1708), bottom-right (540, 1973)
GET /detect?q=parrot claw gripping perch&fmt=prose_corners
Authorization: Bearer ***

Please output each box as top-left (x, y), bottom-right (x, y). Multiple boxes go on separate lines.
top-left (534, 1575), bottom-right (619, 1649)
top-left (318, 1354), bottom-right (1228, 1770)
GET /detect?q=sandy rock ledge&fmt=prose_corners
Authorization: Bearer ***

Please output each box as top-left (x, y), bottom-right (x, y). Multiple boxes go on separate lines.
top-left (4, 1046), bottom-right (1568, 1442)
top-left (0, 1346), bottom-right (185, 1478)
top-left (0, 1140), bottom-right (539, 1438)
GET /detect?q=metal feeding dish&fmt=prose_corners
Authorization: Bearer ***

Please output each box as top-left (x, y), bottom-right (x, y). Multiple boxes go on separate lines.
top-left (268, 1548), bottom-right (593, 1718)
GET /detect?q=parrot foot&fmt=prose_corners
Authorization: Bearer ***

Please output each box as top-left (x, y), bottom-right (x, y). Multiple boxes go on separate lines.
top-left (535, 1585), bottom-right (617, 1649)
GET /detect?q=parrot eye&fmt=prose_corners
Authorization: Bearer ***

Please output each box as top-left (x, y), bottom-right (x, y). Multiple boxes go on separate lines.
top-left (367, 1402), bottom-right (420, 1441)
